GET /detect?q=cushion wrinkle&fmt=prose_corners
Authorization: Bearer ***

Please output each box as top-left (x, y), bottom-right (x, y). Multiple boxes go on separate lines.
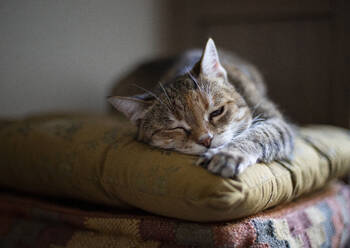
top-left (0, 114), bottom-right (350, 222)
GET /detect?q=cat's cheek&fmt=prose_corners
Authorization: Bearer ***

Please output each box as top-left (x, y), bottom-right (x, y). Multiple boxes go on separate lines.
top-left (151, 136), bottom-right (188, 151)
top-left (150, 138), bottom-right (174, 149)
top-left (211, 130), bottom-right (235, 148)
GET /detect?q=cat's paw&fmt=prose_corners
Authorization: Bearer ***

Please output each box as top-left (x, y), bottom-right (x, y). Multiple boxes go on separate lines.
top-left (197, 150), bottom-right (257, 178)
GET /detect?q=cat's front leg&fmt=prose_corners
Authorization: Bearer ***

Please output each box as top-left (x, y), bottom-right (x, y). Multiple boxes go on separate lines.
top-left (197, 118), bottom-right (294, 178)
top-left (197, 146), bottom-right (259, 178)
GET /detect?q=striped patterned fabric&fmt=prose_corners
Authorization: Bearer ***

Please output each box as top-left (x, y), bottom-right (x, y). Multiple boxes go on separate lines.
top-left (0, 182), bottom-right (349, 248)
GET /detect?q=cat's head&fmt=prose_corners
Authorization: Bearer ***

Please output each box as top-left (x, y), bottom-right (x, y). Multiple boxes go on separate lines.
top-left (108, 38), bottom-right (252, 154)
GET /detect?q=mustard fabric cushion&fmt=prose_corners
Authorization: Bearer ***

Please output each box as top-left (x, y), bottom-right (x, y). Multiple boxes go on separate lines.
top-left (0, 114), bottom-right (349, 222)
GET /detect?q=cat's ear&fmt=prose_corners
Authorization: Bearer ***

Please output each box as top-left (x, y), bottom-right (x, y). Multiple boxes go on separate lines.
top-left (107, 96), bottom-right (153, 124)
top-left (200, 38), bottom-right (227, 80)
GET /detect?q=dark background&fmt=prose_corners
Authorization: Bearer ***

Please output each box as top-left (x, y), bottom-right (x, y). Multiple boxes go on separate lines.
top-left (1, 0), bottom-right (349, 128)
top-left (164, 0), bottom-right (349, 127)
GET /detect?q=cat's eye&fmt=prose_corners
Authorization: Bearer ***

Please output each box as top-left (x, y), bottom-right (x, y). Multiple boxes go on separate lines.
top-left (209, 106), bottom-right (225, 120)
top-left (170, 127), bottom-right (191, 135)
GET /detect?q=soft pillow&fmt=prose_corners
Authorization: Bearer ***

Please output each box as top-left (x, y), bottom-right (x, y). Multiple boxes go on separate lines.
top-left (0, 113), bottom-right (349, 222)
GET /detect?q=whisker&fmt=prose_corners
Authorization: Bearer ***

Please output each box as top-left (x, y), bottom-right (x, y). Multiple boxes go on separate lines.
top-left (250, 102), bottom-right (264, 118)
top-left (158, 81), bottom-right (173, 111)
top-left (132, 84), bottom-right (169, 109)
top-left (252, 102), bottom-right (262, 112)
top-left (185, 66), bottom-right (203, 92)
top-left (252, 113), bottom-right (265, 124)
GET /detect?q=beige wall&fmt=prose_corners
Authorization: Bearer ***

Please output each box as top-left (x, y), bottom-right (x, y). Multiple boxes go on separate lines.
top-left (0, 0), bottom-right (167, 117)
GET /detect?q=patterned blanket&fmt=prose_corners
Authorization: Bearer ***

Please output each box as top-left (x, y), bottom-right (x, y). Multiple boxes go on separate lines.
top-left (0, 182), bottom-right (349, 248)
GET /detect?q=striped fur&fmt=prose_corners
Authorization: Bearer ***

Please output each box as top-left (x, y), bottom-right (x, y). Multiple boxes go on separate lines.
top-left (109, 39), bottom-right (295, 178)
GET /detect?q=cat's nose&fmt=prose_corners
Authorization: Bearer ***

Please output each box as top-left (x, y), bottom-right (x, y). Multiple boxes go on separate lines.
top-left (198, 134), bottom-right (213, 148)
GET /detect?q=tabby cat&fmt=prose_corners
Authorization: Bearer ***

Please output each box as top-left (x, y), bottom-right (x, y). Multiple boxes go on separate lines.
top-left (108, 38), bottom-right (295, 178)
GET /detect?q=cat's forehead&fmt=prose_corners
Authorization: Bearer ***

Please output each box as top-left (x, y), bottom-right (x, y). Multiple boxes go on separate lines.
top-left (154, 75), bottom-right (235, 122)
top-left (167, 76), bottom-right (224, 101)
top-left (182, 84), bottom-right (227, 107)
top-left (169, 89), bottom-right (212, 124)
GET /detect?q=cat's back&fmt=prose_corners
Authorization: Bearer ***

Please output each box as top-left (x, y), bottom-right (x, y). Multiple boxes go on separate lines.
top-left (162, 49), bottom-right (266, 95)
top-left (110, 48), bottom-right (266, 98)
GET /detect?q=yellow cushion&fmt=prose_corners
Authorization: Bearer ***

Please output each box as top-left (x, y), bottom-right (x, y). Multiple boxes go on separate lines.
top-left (0, 113), bottom-right (350, 222)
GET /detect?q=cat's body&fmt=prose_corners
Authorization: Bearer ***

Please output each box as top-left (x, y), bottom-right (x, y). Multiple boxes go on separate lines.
top-left (109, 39), bottom-right (295, 178)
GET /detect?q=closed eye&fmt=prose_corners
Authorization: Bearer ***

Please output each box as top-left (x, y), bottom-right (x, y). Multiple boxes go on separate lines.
top-left (209, 106), bottom-right (225, 120)
top-left (151, 127), bottom-right (191, 137)
top-left (169, 127), bottom-right (191, 135)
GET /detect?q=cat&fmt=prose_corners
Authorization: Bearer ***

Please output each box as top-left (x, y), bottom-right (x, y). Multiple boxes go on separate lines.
top-left (108, 38), bottom-right (295, 178)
